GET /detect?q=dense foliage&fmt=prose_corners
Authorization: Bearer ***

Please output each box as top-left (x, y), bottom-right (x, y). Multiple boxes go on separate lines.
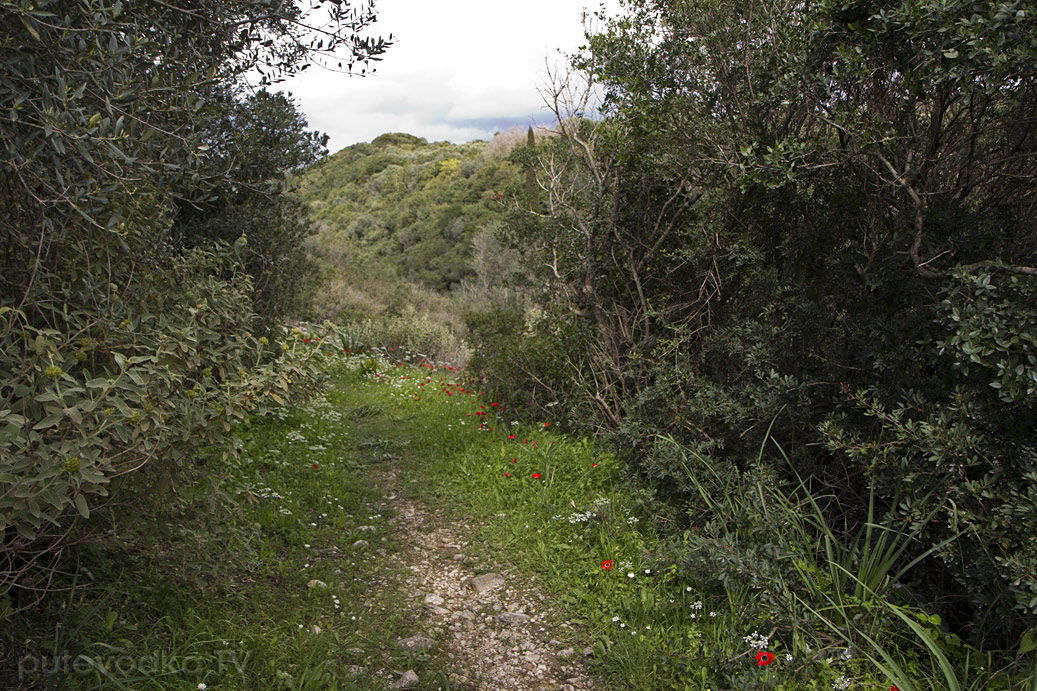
top-left (0, 0), bottom-right (388, 616)
top-left (462, 0), bottom-right (1037, 676)
top-left (297, 130), bottom-right (531, 325)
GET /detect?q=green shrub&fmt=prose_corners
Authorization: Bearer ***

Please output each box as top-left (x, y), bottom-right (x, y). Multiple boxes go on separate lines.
top-left (0, 247), bottom-right (325, 614)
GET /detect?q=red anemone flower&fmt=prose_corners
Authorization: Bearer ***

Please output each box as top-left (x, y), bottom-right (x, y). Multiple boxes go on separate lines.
top-left (504, 472), bottom-right (510, 477)
top-left (755, 651), bottom-right (775, 666)
top-left (592, 463), bottom-right (598, 467)
top-left (312, 463), bottom-right (318, 469)
top-left (601, 560), bottom-right (614, 570)
top-left (508, 434), bottom-right (516, 439)
top-left (532, 472), bottom-right (541, 479)
top-left (544, 422), bottom-right (551, 427)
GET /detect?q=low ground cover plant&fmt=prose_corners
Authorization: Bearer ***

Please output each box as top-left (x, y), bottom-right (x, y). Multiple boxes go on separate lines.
top-left (5, 330), bottom-right (1034, 690)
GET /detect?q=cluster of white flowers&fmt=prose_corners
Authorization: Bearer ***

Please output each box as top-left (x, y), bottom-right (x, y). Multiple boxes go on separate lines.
top-left (832, 676), bottom-right (852, 690)
top-left (254, 486), bottom-right (282, 499)
top-left (552, 511), bottom-right (595, 524)
top-left (626, 516), bottom-right (639, 524)
top-left (690, 600), bottom-right (704, 610)
top-left (743, 631), bottom-right (770, 649)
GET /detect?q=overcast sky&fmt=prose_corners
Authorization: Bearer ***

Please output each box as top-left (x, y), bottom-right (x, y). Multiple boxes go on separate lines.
top-left (270, 0), bottom-right (620, 154)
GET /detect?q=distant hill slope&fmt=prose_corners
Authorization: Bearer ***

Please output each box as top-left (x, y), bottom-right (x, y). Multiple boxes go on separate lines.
top-left (298, 132), bottom-right (526, 316)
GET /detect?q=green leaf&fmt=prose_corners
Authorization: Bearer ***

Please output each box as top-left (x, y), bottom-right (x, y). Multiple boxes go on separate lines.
top-left (34, 413), bottom-right (63, 430)
top-left (20, 16), bottom-right (40, 41)
top-left (74, 493), bottom-right (90, 519)
top-left (1019, 632), bottom-right (1036, 656)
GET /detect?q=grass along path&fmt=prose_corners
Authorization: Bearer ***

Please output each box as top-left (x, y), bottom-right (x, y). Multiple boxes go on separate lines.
top-left (4, 351), bottom-right (605, 691)
top-left (8, 345), bottom-right (951, 690)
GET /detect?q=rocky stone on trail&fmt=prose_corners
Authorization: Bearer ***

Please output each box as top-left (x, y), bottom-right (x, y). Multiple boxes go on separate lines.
top-left (582, 647), bottom-right (594, 658)
top-left (357, 525), bottom-right (377, 532)
top-left (397, 635), bottom-right (434, 651)
top-left (470, 572), bottom-right (505, 594)
top-left (352, 539), bottom-right (369, 548)
top-left (345, 664), bottom-right (364, 677)
top-left (559, 647), bottom-right (575, 658)
top-left (389, 669), bottom-right (419, 689)
top-left (306, 579), bottom-right (327, 589)
top-left (371, 465), bottom-right (600, 691)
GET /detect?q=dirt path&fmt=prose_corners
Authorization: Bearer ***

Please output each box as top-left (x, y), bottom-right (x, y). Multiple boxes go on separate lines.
top-left (376, 467), bottom-right (600, 691)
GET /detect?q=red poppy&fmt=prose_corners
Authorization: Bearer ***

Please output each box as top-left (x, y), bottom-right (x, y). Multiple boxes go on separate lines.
top-left (504, 472), bottom-right (510, 477)
top-left (592, 463), bottom-right (598, 467)
top-left (755, 651), bottom-right (775, 666)
top-left (891, 687), bottom-right (899, 691)
top-left (508, 434), bottom-right (516, 439)
top-left (532, 472), bottom-right (541, 479)
top-left (511, 458), bottom-right (516, 463)
top-left (601, 560), bottom-right (614, 569)
top-left (312, 463), bottom-right (318, 469)
top-left (544, 422), bottom-right (551, 427)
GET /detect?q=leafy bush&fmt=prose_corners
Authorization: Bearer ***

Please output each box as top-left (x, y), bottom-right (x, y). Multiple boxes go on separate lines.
top-left (0, 0), bottom-right (389, 618)
top-left (0, 246), bottom-right (326, 614)
top-left (337, 307), bottom-right (466, 362)
top-left (477, 0), bottom-right (1037, 670)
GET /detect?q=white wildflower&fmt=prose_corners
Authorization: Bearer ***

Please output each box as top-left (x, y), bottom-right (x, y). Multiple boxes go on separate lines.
top-left (743, 631), bottom-right (770, 649)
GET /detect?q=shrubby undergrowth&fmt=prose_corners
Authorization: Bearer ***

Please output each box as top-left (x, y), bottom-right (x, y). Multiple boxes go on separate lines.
top-left (0, 0), bottom-right (388, 619)
top-left (457, 0), bottom-right (1037, 683)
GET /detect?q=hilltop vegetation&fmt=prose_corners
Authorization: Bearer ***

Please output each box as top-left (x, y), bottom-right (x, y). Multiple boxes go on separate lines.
top-left (298, 130), bottom-right (533, 333)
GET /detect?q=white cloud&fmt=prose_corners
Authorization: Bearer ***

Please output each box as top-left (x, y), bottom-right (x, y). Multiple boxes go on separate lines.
top-left (271, 0), bottom-right (620, 152)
